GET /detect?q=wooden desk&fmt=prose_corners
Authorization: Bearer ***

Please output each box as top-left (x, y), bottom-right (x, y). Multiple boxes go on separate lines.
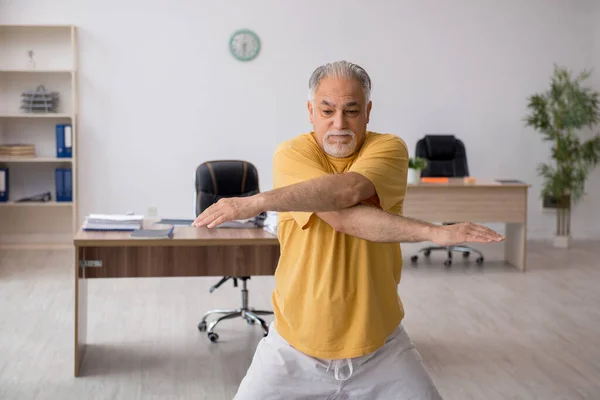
top-left (405, 179), bottom-right (529, 270)
top-left (73, 223), bottom-right (280, 377)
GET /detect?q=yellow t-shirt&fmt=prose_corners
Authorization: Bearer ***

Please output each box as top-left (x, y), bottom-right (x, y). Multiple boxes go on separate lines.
top-left (271, 131), bottom-right (409, 360)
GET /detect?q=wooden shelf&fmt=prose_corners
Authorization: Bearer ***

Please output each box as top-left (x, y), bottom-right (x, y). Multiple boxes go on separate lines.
top-left (0, 69), bottom-right (74, 73)
top-left (0, 201), bottom-right (73, 207)
top-left (0, 24), bottom-right (75, 29)
top-left (0, 113), bottom-right (73, 119)
top-left (0, 24), bottom-right (79, 248)
top-left (0, 157), bottom-right (73, 163)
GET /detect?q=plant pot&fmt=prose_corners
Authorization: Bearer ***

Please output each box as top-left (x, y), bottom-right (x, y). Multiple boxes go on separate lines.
top-left (407, 169), bottom-right (421, 184)
top-left (553, 235), bottom-right (572, 248)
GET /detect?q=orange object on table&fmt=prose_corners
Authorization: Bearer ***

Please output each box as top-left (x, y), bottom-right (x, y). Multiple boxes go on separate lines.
top-left (420, 177), bottom-right (448, 183)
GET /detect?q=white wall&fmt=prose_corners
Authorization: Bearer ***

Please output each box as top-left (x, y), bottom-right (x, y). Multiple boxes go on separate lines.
top-left (579, 0), bottom-right (600, 238)
top-left (1, 0), bottom-right (599, 239)
top-left (594, 2), bottom-right (600, 97)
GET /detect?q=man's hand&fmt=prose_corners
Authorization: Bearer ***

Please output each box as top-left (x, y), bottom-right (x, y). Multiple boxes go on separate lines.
top-left (430, 222), bottom-right (504, 246)
top-left (192, 195), bottom-right (263, 228)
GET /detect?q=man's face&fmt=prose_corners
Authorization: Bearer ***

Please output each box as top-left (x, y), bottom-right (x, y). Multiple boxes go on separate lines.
top-left (308, 76), bottom-right (372, 158)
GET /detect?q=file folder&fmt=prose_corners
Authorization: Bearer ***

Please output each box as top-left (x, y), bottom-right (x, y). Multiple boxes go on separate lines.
top-left (64, 168), bottom-right (72, 202)
top-left (130, 226), bottom-right (174, 239)
top-left (56, 124), bottom-right (73, 158)
top-left (55, 168), bottom-right (73, 202)
top-left (55, 168), bottom-right (65, 202)
top-left (0, 168), bottom-right (8, 202)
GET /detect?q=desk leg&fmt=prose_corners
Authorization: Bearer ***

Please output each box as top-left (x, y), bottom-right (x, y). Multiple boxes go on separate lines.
top-left (74, 246), bottom-right (88, 377)
top-left (505, 223), bottom-right (526, 271)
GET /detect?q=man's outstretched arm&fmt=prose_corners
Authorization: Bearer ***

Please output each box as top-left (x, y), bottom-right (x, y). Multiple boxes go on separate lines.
top-left (317, 206), bottom-right (504, 246)
top-left (192, 184), bottom-right (503, 245)
top-left (192, 172), bottom-right (376, 228)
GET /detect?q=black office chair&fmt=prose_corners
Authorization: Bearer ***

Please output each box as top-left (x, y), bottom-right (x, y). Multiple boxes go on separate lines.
top-left (195, 160), bottom-right (273, 342)
top-left (409, 135), bottom-right (485, 268)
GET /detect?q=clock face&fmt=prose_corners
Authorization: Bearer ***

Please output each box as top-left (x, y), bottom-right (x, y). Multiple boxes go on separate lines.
top-left (229, 29), bottom-right (261, 61)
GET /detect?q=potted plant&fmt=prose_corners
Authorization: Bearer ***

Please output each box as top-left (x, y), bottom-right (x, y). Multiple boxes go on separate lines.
top-left (524, 65), bottom-right (600, 248)
top-left (407, 156), bottom-right (427, 184)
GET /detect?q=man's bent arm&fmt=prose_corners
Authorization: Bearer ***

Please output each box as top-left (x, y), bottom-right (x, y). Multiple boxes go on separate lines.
top-left (317, 206), bottom-right (504, 245)
top-left (257, 172), bottom-right (376, 213)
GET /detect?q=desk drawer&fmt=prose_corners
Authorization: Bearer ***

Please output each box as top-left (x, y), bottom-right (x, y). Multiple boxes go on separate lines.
top-left (78, 245), bottom-right (280, 279)
top-left (404, 186), bottom-right (527, 223)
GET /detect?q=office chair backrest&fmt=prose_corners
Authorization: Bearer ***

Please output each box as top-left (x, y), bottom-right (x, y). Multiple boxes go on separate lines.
top-left (416, 135), bottom-right (469, 177)
top-left (195, 160), bottom-right (260, 216)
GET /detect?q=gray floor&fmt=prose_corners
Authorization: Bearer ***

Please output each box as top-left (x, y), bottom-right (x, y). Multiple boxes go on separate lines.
top-left (0, 241), bottom-right (599, 399)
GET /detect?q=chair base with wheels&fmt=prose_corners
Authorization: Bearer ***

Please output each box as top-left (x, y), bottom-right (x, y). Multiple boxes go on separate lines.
top-left (197, 276), bottom-right (273, 342)
top-left (410, 245), bottom-right (484, 268)
top-left (194, 160), bottom-right (273, 342)
top-left (411, 135), bottom-right (486, 269)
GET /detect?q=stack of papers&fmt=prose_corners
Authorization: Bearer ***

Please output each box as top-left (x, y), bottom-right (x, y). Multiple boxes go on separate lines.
top-left (262, 212), bottom-right (278, 236)
top-left (82, 214), bottom-right (144, 231)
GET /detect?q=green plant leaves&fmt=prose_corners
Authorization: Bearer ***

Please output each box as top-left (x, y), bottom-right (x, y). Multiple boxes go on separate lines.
top-left (408, 157), bottom-right (427, 170)
top-left (524, 65), bottom-right (600, 206)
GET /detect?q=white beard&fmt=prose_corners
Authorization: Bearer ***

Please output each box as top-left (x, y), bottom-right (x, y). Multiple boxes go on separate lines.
top-left (323, 129), bottom-right (357, 158)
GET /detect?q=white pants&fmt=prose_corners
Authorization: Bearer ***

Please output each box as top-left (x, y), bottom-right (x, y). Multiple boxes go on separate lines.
top-left (234, 322), bottom-right (442, 400)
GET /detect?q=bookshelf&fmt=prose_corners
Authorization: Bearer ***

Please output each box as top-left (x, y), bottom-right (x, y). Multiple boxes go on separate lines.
top-left (0, 25), bottom-right (78, 249)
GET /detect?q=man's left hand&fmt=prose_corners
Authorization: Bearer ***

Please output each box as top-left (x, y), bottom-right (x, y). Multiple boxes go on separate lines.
top-left (192, 195), bottom-right (263, 228)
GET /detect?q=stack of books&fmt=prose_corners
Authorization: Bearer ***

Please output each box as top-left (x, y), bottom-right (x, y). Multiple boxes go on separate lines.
top-left (82, 214), bottom-right (144, 231)
top-left (0, 144), bottom-right (36, 158)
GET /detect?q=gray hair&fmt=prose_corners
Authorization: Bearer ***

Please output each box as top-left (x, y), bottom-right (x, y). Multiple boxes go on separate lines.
top-left (308, 60), bottom-right (372, 103)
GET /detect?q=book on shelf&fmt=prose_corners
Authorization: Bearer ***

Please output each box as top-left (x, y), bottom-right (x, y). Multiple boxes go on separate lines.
top-left (55, 124), bottom-right (72, 158)
top-left (55, 168), bottom-right (72, 202)
top-left (0, 168), bottom-right (8, 202)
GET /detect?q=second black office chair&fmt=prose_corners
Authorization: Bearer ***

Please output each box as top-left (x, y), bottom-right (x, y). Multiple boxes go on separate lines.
top-left (409, 135), bottom-right (485, 268)
top-left (195, 160), bottom-right (273, 342)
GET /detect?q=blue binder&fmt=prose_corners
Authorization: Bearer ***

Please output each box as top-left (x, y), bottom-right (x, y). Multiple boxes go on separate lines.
top-left (64, 168), bottom-right (72, 202)
top-left (55, 168), bottom-right (73, 202)
top-left (56, 124), bottom-right (73, 158)
top-left (0, 168), bottom-right (8, 202)
top-left (55, 168), bottom-right (65, 202)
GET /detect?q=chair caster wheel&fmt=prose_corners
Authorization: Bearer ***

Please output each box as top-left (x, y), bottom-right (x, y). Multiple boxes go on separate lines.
top-left (476, 257), bottom-right (484, 265)
top-left (208, 332), bottom-right (219, 342)
top-left (246, 318), bottom-right (255, 325)
top-left (463, 251), bottom-right (470, 258)
top-left (444, 259), bottom-right (452, 268)
top-left (410, 255), bottom-right (418, 264)
top-left (424, 250), bottom-right (431, 257)
top-left (198, 322), bottom-right (207, 332)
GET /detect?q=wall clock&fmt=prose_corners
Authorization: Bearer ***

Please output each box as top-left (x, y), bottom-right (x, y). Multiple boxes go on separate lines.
top-left (229, 29), bottom-right (261, 62)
